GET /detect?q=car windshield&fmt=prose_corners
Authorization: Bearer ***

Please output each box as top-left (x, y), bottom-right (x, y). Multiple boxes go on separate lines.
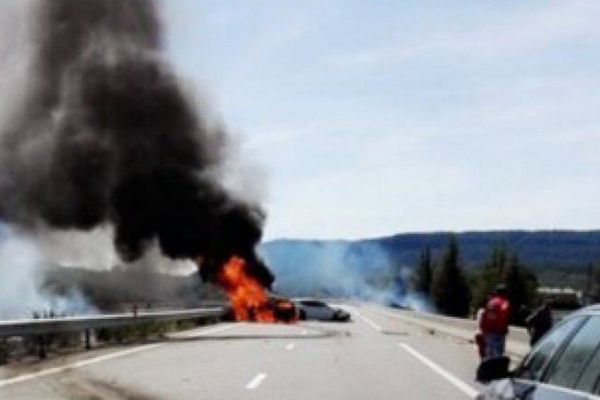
top-left (544, 316), bottom-right (600, 388)
top-left (515, 317), bottom-right (584, 382)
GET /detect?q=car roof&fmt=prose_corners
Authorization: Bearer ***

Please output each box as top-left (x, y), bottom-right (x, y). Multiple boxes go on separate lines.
top-left (573, 304), bottom-right (600, 314)
top-left (293, 298), bottom-right (327, 303)
top-left (566, 304), bottom-right (600, 319)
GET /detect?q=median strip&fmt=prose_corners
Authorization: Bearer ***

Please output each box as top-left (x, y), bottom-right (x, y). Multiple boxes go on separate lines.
top-left (0, 323), bottom-right (237, 389)
top-left (0, 344), bottom-right (160, 389)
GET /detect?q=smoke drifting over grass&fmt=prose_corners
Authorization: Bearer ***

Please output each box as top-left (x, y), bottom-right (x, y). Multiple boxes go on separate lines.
top-left (261, 240), bottom-right (433, 311)
top-left (0, 0), bottom-right (271, 291)
top-left (0, 225), bottom-right (96, 319)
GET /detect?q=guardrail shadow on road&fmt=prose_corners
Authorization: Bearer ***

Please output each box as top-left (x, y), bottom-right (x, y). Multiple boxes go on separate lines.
top-left (166, 322), bottom-right (350, 342)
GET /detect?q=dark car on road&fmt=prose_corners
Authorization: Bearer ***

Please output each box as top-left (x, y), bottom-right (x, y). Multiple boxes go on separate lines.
top-left (293, 299), bottom-right (351, 322)
top-left (477, 305), bottom-right (600, 399)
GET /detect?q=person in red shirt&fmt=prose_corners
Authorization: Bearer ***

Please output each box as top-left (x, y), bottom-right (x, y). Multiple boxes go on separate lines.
top-left (480, 284), bottom-right (511, 358)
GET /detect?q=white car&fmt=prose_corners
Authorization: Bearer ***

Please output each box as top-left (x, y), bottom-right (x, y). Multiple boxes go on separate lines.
top-left (293, 299), bottom-right (351, 322)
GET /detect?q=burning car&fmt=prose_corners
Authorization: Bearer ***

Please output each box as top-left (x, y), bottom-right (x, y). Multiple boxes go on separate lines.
top-left (270, 297), bottom-right (298, 323)
top-left (216, 256), bottom-right (298, 323)
top-left (222, 296), bottom-right (298, 323)
top-left (293, 299), bottom-right (351, 322)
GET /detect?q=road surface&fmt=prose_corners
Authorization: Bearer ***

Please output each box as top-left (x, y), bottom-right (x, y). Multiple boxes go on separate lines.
top-left (0, 305), bottom-right (489, 399)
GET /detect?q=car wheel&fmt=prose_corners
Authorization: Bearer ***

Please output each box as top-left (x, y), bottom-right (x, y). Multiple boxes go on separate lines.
top-left (299, 309), bottom-right (307, 321)
top-left (333, 310), bottom-right (349, 322)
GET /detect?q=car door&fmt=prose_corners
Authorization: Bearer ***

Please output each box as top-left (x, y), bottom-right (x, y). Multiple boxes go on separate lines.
top-left (301, 301), bottom-right (323, 319)
top-left (308, 301), bottom-right (331, 320)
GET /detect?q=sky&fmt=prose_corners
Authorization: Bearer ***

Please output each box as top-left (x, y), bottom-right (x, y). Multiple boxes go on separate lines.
top-left (161, 1), bottom-right (600, 241)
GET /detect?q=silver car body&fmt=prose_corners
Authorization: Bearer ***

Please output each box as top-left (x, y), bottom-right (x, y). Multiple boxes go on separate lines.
top-left (293, 299), bottom-right (344, 321)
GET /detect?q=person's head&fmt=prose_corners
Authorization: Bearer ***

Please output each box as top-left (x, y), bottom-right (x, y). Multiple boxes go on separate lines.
top-left (494, 284), bottom-right (508, 297)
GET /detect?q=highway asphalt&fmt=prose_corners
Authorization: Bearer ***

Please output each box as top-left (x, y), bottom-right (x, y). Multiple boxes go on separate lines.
top-left (0, 305), bottom-right (488, 399)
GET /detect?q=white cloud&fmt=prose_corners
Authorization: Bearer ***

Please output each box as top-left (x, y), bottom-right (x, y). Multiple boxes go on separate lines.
top-left (326, 1), bottom-right (600, 71)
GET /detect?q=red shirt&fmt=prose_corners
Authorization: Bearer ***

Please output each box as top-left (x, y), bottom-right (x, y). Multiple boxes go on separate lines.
top-left (481, 295), bottom-right (510, 335)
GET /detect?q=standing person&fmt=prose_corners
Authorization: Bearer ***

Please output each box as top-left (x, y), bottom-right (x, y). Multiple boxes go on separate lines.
top-left (475, 304), bottom-right (487, 359)
top-left (518, 305), bottom-right (531, 327)
top-left (526, 300), bottom-right (553, 346)
top-left (480, 285), bottom-right (511, 358)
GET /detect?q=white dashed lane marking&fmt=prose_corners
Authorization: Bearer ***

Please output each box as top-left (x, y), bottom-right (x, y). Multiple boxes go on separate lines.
top-left (245, 372), bottom-right (268, 390)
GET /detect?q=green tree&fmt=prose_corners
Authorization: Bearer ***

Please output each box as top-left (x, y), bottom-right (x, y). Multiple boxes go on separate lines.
top-left (591, 264), bottom-right (600, 301)
top-left (470, 243), bottom-right (508, 309)
top-left (503, 253), bottom-right (538, 325)
top-left (413, 246), bottom-right (433, 295)
top-left (431, 236), bottom-right (471, 317)
top-left (470, 244), bottom-right (539, 326)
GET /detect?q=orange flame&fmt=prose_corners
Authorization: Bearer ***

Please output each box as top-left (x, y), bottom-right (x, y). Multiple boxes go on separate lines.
top-left (216, 256), bottom-right (297, 323)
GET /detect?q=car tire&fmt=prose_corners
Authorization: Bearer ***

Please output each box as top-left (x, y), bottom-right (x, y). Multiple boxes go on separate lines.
top-left (299, 309), bottom-right (307, 321)
top-left (333, 310), bottom-right (349, 322)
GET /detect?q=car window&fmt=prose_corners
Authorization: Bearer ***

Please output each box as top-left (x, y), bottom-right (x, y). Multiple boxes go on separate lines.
top-left (545, 316), bottom-right (600, 390)
top-left (301, 301), bottom-right (326, 307)
top-left (576, 344), bottom-right (600, 394)
top-left (563, 319), bottom-right (600, 394)
top-left (516, 316), bottom-right (584, 382)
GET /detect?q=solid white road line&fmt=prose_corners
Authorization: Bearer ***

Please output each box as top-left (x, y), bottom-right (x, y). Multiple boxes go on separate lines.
top-left (245, 372), bottom-right (268, 390)
top-left (0, 344), bottom-right (160, 389)
top-left (352, 308), bottom-right (383, 332)
top-left (399, 343), bottom-right (479, 399)
top-left (285, 343), bottom-right (295, 351)
top-left (195, 323), bottom-right (239, 336)
top-left (0, 323), bottom-right (238, 389)
top-left (169, 322), bottom-right (239, 339)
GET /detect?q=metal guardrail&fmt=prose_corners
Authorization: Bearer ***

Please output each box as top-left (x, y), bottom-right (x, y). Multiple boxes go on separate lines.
top-left (0, 307), bottom-right (225, 338)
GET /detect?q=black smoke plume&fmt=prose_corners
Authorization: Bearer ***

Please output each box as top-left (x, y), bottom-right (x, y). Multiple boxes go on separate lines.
top-left (0, 0), bottom-right (273, 288)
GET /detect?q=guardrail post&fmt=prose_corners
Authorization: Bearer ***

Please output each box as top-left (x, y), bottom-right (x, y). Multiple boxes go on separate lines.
top-left (84, 329), bottom-right (92, 350)
top-left (38, 335), bottom-right (47, 359)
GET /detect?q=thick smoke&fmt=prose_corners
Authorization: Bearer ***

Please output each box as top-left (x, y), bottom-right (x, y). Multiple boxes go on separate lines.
top-left (0, 1), bottom-right (272, 287)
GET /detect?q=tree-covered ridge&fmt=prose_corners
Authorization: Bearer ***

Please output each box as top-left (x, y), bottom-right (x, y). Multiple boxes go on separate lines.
top-left (265, 230), bottom-right (600, 273)
top-left (261, 230), bottom-right (600, 302)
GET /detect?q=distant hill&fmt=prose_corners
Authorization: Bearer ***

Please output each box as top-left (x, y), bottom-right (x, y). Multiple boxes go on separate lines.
top-left (259, 231), bottom-right (600, 299)
top-left (262, 230), bottom-right (600, 271)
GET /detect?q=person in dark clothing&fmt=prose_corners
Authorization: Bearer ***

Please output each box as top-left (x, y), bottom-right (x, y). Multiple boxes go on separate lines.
top-left (518, 305), bottom-right (531, 327)
top-left (526, 301), bottom-right (553, 346)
